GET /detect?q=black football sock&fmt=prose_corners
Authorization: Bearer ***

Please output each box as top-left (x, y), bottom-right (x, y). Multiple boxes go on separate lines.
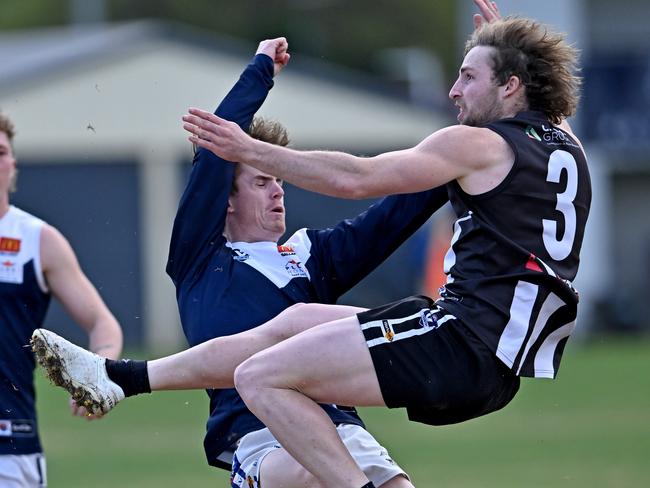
top-left (105, 359), bottom-right (151, 397)
top-left (360, 483), bottom-right (376, 488)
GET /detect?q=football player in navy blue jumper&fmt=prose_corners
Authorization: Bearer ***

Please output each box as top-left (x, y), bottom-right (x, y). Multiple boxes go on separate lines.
top-left (161, 36), bottom-right (449, 488)
top-left (0, 113), bottom-right (123, 488)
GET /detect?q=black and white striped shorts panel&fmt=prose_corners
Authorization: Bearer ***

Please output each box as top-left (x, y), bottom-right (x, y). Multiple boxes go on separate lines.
top-left (360, 305), bottom-right (455, 348)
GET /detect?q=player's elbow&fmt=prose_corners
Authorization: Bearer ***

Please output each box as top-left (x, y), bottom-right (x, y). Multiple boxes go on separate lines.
top-left (331, 178), bottom-right (363, 199)
top-left (331, 172), bottom-right (378, 200)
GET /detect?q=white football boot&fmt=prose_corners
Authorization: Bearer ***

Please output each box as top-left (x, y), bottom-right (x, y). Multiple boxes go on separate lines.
top-left (31, 328), bottom-right (125, 415)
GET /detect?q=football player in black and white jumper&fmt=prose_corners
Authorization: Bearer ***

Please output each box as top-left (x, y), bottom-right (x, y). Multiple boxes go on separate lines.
top-left (32, 2), bottom-right (590, 488)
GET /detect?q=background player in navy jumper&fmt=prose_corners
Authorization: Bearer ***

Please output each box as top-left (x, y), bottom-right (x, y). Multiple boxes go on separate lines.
top-left (32, 2), bottom-right (590, 487)
top-left (0, 113), bottom-right (123, 487)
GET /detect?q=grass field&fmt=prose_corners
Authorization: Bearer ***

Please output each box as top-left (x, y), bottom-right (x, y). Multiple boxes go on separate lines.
top-left (36, 337), bottom-right (650, 487)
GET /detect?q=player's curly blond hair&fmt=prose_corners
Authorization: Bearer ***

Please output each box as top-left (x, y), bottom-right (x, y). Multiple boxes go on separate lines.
top-left (466, 17), bottom-right (581, 124)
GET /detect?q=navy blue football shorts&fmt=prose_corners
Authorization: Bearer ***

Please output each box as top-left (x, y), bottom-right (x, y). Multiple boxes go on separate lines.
top-left (357, 295), bottom-right (520, 426)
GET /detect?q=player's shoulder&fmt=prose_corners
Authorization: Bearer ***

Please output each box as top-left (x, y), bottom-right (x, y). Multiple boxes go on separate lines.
top-left (427, 124), bottom-right (511, 170)
top-left (429, 124), bottom-right (508, 149)
top-left (39, 222), bottom-right (72, 252)
top-left (6, 205), bottom-right (45, 225)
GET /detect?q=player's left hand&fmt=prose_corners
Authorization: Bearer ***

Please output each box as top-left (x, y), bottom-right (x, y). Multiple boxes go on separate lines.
top-left (69, 397), bottom-right (104, 421)
top-left (473, 0), bottom-right (501, 29)
top-left (256, 37), bottom-right (291, 76)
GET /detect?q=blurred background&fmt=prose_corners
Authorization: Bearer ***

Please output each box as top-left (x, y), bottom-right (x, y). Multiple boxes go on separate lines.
top-left (1, 0), bottom-right (649, 486)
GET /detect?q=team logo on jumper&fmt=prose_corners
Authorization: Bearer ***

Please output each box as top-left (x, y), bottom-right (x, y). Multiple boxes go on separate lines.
top-left (525, 126), bottom-right (542, 142)
top-left (0, 237), bottom-right (20, 253)
top-left (419, 309), bottom-right (439, 329)
top-left (540, 124), bottom-right (580, 148)
top-left (232, 249), bottom-right (250, 262)
top-left (0, 259), bottom-right (22, 284)
top-left (10, 420), bottom-right (34, 436)
top-left (381, 320), bottom-right (394, 341)
top-left (277, 244), bottom-right (296, 256)
top-left (285, 259), bottom-right (307, 277)
top-left (0, 420), bottom-right (33, 437)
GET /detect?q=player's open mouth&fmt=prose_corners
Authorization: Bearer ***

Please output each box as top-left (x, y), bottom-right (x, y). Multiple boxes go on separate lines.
top-left (271, 206), bottom-right (284, 214)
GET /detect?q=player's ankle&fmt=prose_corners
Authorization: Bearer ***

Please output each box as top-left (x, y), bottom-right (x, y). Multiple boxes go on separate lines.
top-left (105, 359), bottom-right (151, 397)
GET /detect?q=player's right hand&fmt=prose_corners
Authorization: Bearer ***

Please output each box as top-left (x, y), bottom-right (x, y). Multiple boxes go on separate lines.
top-left (473, 0), bottom-right (501, 29)
top-left (69, 397), bottom-right (104, 421)
top-left (256, 37), bottom-right (291, 76)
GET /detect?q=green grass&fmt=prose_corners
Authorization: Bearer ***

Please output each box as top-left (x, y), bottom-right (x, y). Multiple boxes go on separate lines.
top-left (36, 338), bottom-right (650, 487)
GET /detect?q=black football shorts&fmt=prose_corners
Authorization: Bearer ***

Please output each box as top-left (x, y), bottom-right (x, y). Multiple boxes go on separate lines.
top-left (357, 295), bottom-right (520, 425)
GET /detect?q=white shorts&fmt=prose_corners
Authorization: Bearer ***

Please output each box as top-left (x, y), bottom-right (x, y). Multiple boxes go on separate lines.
top-left (230, 424), bottom-right (407, 488)
top-left (0, 453), bottom-right (47, 487)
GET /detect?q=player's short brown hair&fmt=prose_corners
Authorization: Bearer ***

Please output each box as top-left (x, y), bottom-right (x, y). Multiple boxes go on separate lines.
top-left (231, 117), bottom-right (289, 194)
top-left (0, 113), bottom-right (17, 192)
top-left (0, 113), bottom-right (15, 144)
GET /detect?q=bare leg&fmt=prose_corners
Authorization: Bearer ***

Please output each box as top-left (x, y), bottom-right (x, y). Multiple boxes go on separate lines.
top-left (259, 448), bottom-right (325, 488)
top-left (260, 449), bottom-right (413, 488)
top-left (381, 477), bottom-right (414, 488)
top-left (147, 303), bottom-right (365, 390)
top-left (235, 316), bottom-right (386, 488)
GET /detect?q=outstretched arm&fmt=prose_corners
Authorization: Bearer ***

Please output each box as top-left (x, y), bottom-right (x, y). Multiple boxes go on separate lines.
top-left (167, 38), bottom-right (288, 283)
top-left (180, 3), bottom-right (508, 200)
top-left (41, 224), bottom-right (123, 418)
top-left (183, 110), bottom-right (508, 199)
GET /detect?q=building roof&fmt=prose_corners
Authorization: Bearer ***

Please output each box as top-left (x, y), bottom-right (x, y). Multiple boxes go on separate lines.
top-left (0, 20), bottom-right (447, 158)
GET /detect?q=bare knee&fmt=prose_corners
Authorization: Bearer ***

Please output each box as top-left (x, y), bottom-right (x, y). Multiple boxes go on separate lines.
top-left (282, 302), bottom-right (309, 314)
top-left (262, 302), bottom-right (362, 342)
top-left (258, 302), bottom-right (310, 343)
top-left (233, 354), bottom-right (266, 406)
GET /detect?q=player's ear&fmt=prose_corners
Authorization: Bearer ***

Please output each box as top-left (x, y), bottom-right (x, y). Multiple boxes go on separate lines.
top-left (503, 75), bottom-right (523, 97)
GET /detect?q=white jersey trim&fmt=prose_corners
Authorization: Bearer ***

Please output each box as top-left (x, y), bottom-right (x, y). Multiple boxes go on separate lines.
top-left (534, 320), bottom-right (575, 378)
top-left (0, 206), bottom-right (48, 293)
top-left (443, 212), bottom-right (473, 284)
top-left (496, 280), bottom-right (538, 368)
top-left (497, 278), bottom-right (575, 378)
top-left (515, 292), bottom-right (564, 376)
top-left (226, 229), bottom-right (312, 289)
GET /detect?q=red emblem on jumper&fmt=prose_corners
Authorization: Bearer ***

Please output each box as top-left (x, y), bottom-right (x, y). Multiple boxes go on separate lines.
top-left (0, 237), bottom-right (21, 253)
top-left (277, 245), bottom-right (295, 255)
top-left (525, 254), bottom-right (543, 272)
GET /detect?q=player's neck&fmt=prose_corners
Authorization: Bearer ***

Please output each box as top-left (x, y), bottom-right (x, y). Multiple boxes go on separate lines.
top-left (0, 196), bottom-right (9, 219)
